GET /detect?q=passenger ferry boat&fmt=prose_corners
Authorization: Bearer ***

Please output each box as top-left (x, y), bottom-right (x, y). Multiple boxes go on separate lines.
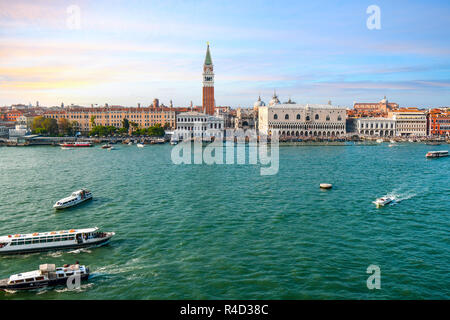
top-left (426, 150), bottom-right (448, 158)
top-left (373, 196), bottom-right (394, 207)
top-left (60, 142), bottom-right (92, 148)
top-left (53, 189), bottom-right (92, 209)
top-left (0, 263), bottom-right (89, 291)
top-left (0, 227), bottom-right (114, 255)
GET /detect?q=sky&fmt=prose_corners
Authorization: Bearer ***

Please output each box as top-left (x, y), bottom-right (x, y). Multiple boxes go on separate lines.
top-left (0, 0), bottom-right (449, 108)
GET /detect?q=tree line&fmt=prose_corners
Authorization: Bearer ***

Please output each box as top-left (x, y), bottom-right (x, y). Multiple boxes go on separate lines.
top-left (31, 116), bottom-right (165, 137)
top-left (31, 116), bottom-right (77, 136)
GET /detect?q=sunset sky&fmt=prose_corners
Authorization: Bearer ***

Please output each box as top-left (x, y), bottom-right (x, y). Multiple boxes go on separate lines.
top-left (1, 0), bottom-right (449, 108)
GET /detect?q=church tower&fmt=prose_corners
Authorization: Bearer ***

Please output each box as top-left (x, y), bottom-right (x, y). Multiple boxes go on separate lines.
top-left (202, 42), bottom-right (215, 115)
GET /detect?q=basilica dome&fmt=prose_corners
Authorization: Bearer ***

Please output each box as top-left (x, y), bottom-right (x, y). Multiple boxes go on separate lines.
top-left (269, 91), bottom-right (280, 106)
top-left (253, 95), bottom-right (266, 108)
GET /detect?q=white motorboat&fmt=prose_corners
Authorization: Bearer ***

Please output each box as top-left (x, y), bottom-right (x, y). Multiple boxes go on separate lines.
top-left (101, 144), bottom-right (112, 149)
top-left (373, 196), bottom-right (394, 207)
top-left (426, 150), bottom-right (448, 158)
top-left (137, 143), bottom-right (144, 148)
top-left (128, 142), bottom-right (133, 146)
top-left (0, 263), bottom-right (90, 290)
top-left (376, 138), bottom-right (384, 143)
top-left (0, 227), bottom-right (115, 255)
top-left (53, 189), bottom-right (92, 210)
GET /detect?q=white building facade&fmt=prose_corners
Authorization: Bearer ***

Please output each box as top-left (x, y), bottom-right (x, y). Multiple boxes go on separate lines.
top-left (258, 104), bottom-right (347, 137)
top-left (175, 111), bottom-right (224, 140)
top-left (390, 110), bottom-right (427, 136)
top-left (357, 118), bottom-right (396, 136)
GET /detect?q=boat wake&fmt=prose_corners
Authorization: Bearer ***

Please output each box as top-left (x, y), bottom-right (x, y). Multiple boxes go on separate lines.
top-left (55, 282), bottom-right (93, 293)
top-left (68, 248), bottom-right (92, 254)
top-left (93, 258), bottom-right (145, 276)
top-left (2, 289), bottom-right (17, 294)
top-left (382, 189), bottom-right (417, 206)
top-left (46, 251), bottom-right (63, 257)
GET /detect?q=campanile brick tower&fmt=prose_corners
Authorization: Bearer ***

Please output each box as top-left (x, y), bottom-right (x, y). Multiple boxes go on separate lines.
top-left (202, 42), bottom-right (215, 115)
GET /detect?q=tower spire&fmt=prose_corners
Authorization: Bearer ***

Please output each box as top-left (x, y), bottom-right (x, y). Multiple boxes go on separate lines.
top-left (202, 42), bottom-right (215, 115)
top-left (204, 42), bottom-right (213, 66)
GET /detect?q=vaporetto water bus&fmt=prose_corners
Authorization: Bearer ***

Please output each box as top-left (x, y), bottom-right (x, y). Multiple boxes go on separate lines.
top-left (0, 263), bottom-right (89, 291)
top-left (53, 189), bottom-right (92, 209)
top-left (426, 150), bottom-right (448, 158)
top-left (0, 227), bottom-right (115, 255)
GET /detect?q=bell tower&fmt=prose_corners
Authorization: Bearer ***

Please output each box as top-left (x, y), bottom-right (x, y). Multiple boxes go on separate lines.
top-left (202, 42), bottom-right (215, 115)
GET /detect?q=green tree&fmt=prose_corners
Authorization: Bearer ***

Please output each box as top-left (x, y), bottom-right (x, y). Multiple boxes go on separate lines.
top-left (147, 123), bottom-right (165, 137)
top-left (58, 118), bottom-right (76, 136)
top-left (90, 115), bottom-right (96, 127)
top-left (122, 118), bottom-right (130, 131)
top-left (31, 116), bottom-right (45, 133)
top-left (42, 118), bottom-right (58, 136)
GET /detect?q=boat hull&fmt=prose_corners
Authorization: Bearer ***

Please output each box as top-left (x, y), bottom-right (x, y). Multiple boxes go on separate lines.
top-left (0, 274), bottom-right (89, 291)
top-left (0, 236), bottom-right (112, 255)
top-left (53, 196), bottom-right (92, 209)
top-left (373, 199), bottom-right (392, 207)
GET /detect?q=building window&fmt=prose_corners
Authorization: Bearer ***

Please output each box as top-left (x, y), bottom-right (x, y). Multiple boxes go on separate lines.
top-left (285, 114), bottom-right (289, 120)
top-left (296, 114), bottom-right (300, 120)
top-left (326, 115), bottom-right (330, 121)
top-left (338, 115), bottom-right (342, 121)
top-left (274, 114), bottom-right (278, 120)
top-left (315, 114), bottom-right (319, 120)
top-left (306, 116), bottom-right (310, 121)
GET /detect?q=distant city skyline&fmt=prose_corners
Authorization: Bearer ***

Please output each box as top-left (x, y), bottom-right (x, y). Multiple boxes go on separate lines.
top-left (0, 0), bottom-right (449, 108)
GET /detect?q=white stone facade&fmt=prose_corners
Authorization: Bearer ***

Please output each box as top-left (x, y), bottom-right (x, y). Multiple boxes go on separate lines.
top-left (357, 118), bottom-right (396, 136)
top-left (391, 111), bottom-right (427, 136)
top-left (175, 111), bottom-right (224, 139)
top-left (258, 104), bottom-right (347, 137)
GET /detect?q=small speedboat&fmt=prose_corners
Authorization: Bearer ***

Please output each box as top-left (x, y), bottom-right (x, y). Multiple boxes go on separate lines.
top-left (376, 138), bottom-right (383, 143)
top-left (128, 142), bottom-right (133, 146)
top-left (373, 196), bottom-right (394, 207)
top-left (0, 263), bottom-right (89, 291)
top-left (137, 143), bottom-right (144, 148)
top-left (101, 144), bottom-right (112, 149)
top-left (60, 142), bottom-right (92, 148)
top-left (53, 189), bottom-right (92, 210)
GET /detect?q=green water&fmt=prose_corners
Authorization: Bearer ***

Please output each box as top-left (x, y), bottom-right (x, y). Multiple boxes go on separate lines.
top-left (0, 143), bottom-right (448, 299)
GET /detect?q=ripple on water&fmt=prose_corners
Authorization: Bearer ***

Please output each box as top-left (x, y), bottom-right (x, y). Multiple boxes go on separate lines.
top-left (0, 144), bottom-right (448, 299)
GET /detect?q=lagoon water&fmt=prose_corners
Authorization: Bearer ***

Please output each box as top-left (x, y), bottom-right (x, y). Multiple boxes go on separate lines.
top-left (0, 143), bottom-right (449, 299)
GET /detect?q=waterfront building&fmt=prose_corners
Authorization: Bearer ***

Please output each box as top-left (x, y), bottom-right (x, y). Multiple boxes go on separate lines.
top-left (388, 108), bottom-right (427, 136)
top-left (258, 103), bottom-right (347, 137)
top-left (234, 108), bottom-right (257, 130)
top-left (174, 111), bottom-right (224, 140)
top-left (428, 108), bottom-right (450, 136)
top-left (8, 123), bottom-right (28, 138)
top-left (215, 106), bottom-right (235, 129)
top-left (44, 106), bottom-right (177, 133)
top-left (253, 95), bottom-right (266, 111)
top-left (3, 110), bottom-right (23, 122)
top-left (202, 43), bottom-right (215, 115)
top-left (356, 118), bottom-right (396, 136)
top-left (0, 125), bottom-right (9, 137)
top-left (353, 96), bottom-right (398, 116)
